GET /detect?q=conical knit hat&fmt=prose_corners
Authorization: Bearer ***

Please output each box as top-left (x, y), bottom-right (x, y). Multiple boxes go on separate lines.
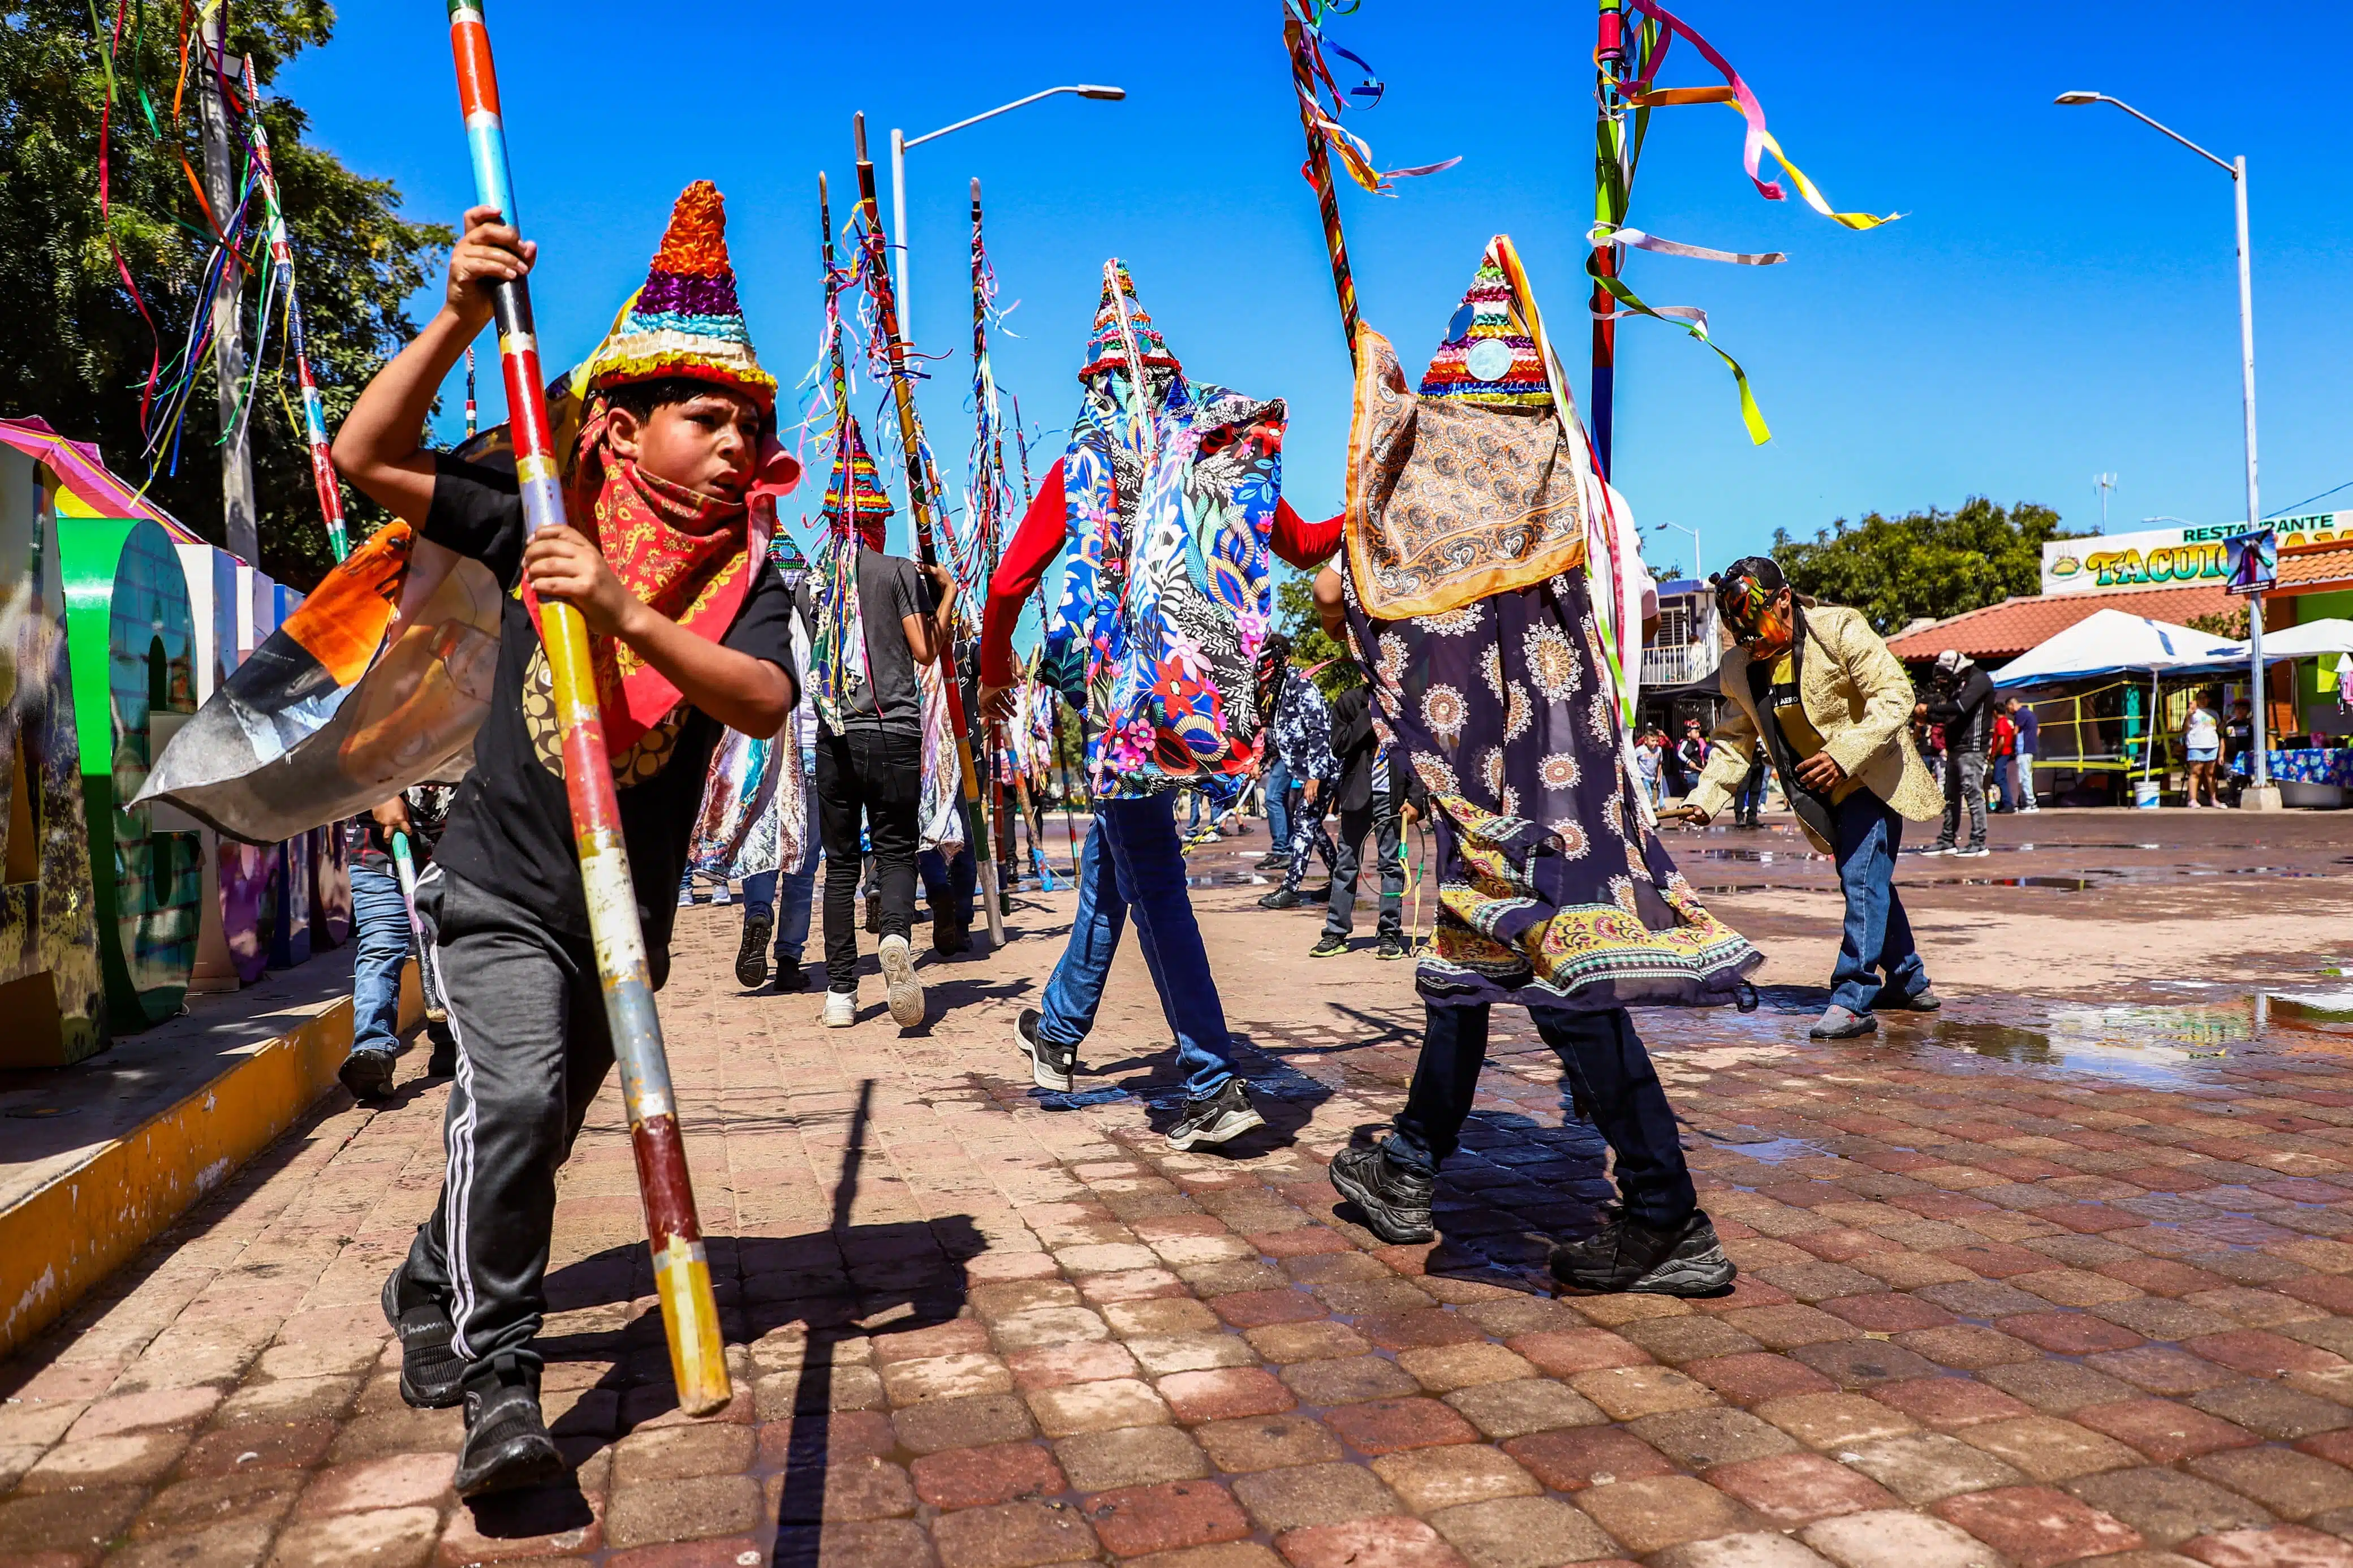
top-left (583, 180), bottom-right (778, 410)
top-left (1419, 243), bottom-right (1550, 408)
top-left (1077, 260), bottom-right (1182, 381)
top-left (820, 413), bottom-right (894, 535)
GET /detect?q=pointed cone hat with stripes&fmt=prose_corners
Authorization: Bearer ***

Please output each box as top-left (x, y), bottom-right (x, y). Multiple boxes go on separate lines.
top-left (821, 413), bottom-right (893, 545)
top-left (583, 180), bottom-right (777, 411)
top-left (1419, 242), bottom-right (1550, 408)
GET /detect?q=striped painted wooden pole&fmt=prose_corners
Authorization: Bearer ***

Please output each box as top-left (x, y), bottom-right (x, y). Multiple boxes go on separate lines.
top-left (1284, 16), bottom-right (1360, 369)
top-left (441, 0), bottom-right (730, 1416)
top-left (239, 59), bottom-right (349, 562)
top-left (851, 113), bottom-right (1001, 941)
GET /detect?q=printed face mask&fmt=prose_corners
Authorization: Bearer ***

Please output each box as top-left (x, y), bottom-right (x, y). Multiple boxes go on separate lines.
top-left (1719, 577), bottom-right (1794, 660)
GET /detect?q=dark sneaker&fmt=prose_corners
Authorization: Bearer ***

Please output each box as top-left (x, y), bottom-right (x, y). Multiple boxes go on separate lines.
top-left (381, 1264), bottom-right (464, 1408)
top-left (1308, 935), bottom-right (1348, 959)
top-left (933, 914), bottom-right (971, 956)
top-left (453, 1355), bottom-right (565, 1498)
top-left (864, 891), bottom-right (882, 933)
top-left (1809, 1004), bottom-right (1880, 1040)
top-left (1165, 1079), bottom-right (1265, 1151)
top-left (1878, 985), bottom-right (1941, 1013)
top-left (1549, 1209), bottom-right (1736, 1296)
top-left (1328, 1143), bottom-right (1434, 1244)
top-left (339, 1049), bottom-right (396, 1101)
top-left (425, 1024), bottom-right (457, 1079)
top-left (1253, 852), bottom-right (1288, 871)
top-left (1925, 842), bottom-right (1955, 856)
top-left (1257, 889), bottom-right (1300, 910)
top-left (1017, 1007), bottom-right (1078, 1092)
top-left (1376, 933), bottom-right (1407, 961)
top-left (1953, 845), bottom-right (1990, 859)
top-left (735, 910), bottom-right (774, 988)
top-left (772, 961), bottom-right (809, 993)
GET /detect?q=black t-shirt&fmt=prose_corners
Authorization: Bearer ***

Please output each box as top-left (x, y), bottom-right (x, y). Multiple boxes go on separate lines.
top-left (422, 454), bottom-right (799, 974)
top-left (794, 548), bottom-right (933, 738)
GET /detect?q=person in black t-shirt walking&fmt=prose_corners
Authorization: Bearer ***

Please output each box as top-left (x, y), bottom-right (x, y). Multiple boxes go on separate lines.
top-left (331, 189), bottom-right (800, 1499)
top-left (796, 417), bottom-right (958, 1029)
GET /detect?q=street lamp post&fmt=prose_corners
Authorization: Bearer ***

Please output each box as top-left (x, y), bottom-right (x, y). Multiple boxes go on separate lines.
top-left (2056, 91), bottom-right (2274, 807)
top-left (890, 84), bottom-right (1125, 345)
top-left (1651, 521), bottom-right (1701, 583)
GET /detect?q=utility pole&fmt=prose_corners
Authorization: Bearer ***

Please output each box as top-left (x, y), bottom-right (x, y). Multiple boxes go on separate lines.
top-left (196, 5), bottom-right (258, 564)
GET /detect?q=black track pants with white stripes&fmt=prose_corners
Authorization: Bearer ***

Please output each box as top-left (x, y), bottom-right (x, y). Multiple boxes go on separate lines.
top-left (406, 867), bottom-right (617, 1376)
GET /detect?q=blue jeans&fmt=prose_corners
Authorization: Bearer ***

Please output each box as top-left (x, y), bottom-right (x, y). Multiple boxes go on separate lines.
top-left (1263, 760), bottom-right (1294, 850)
top-left (920, 846), bottom-right (976, 924)
top-left (740, 829), bottom-right (820, 965)
top-left (1831, 791), bottom-right (1927, 1015)
top-left (350, 863), bottom-right (411, 1058)
top-left (1038, 793), bottom-right (1238, 1101)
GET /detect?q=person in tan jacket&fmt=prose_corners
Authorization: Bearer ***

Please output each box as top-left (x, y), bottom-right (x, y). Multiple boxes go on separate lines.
top-left (1669, 556), bottom-right (1942, 1040)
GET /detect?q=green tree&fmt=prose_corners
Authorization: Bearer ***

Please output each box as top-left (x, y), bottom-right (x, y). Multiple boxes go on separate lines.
top-left (1273, 568), bottom-right (1361, 696)
top-left (0, 0), bottom-right (449, 589)
top-left (1772, 498), bottom-right (2088, 636)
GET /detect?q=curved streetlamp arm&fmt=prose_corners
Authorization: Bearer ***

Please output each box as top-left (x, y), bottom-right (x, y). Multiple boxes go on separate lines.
top-left (2058, 92), bottom-right (2235, 176)
top-left (906, 86), bottom-right (1124, 150)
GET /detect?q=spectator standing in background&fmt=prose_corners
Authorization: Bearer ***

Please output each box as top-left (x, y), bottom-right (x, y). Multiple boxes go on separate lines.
top-left (1926, 649), bottom-right (1993, 856)
top-left (2005, 696), bottom-right (2039, 813)
top-left (1635, 729), bottom-right (1665, 805)
top-left (1989, 705), bottom-right (2017, 812)
top-left (2183, 690), bottom-right (2223, 808)
top-left (1676, 719), bottom-right (1710, 792)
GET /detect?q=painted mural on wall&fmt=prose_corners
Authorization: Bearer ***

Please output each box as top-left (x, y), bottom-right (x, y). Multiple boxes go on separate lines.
top-left (0, 446), bottom-right (106, 1065)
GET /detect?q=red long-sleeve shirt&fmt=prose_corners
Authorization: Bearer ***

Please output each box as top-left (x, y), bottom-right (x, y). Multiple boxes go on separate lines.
top-left (980, 458), bottom-right (1343, 688)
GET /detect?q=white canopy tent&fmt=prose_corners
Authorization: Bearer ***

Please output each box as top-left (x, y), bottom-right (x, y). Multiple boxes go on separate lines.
top-left (2255, 618), bottom-right (2353, 661)
top-left (1990, 609), bottom-right (2248, 689)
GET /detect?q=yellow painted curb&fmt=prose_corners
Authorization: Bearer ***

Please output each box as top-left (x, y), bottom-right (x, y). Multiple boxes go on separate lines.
top-left (0, 962), bottom-right (423, 1359)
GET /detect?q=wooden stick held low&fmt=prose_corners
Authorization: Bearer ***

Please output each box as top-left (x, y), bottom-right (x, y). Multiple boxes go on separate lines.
top-left (441, 0), bottom-right (730, 1416)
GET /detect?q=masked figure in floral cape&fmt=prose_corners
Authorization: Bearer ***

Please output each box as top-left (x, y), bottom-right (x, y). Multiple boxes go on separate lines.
top-left (1321, 238), bottom-right (1762, 1296)
top-left (977, 260), bottom-right (1344, 1151)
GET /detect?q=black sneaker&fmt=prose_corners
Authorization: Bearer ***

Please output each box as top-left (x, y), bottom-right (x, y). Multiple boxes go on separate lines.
top-left (1257, 889), bottom-right (1300, 910)
top-left (453, 1355), bottom-right (565, 1498)
top-left (381, 1264), bottom-right (465, 1408)
top-left (864, 891), bottom-right (882, 933)
top-left (772, 961), bottom-right (810, 993)
top-left (339, 1049), bottom-right (396, 1101)
top-left (1328, 1143), bottom-right (1434, 1244)
top-left (1253, 852), bottom-right (1288, 872)
top-left (735, 911), bottom-right (774, 988)
top-left (1016, 1007), bottom-right (1078, 1092)
top-left (425, 1026), bottom-right (458, 1079)
top-left (933, 913), bottom-right (971, 956)
top-left (1878, 985), bottom-right (1941, 1013)
top-left (1375, 933), bottom-right (1407, 961)
top-left (1549, 1208), bottom-right (1736, 1296)
top-left (1308, 935), bottom-right (1349, 959)
top-left (1165, 1079), bottom-right (1265, 1151)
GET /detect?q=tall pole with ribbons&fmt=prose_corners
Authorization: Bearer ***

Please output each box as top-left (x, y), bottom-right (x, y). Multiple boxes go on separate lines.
top-left (239, 59), bottom-right (350, 561)
top-left (851, 113), bottom-right (1002, 946)
top-left (440, 0), bottom-right (730, 1416)
top-left (1591, 0), bottom-right (1630, 477)
top-left (1284, 14), bottom-right (1361, 368)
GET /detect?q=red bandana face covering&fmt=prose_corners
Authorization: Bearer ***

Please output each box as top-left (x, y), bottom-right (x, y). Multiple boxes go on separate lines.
top-left (522, 399), bottom-right (757, 759)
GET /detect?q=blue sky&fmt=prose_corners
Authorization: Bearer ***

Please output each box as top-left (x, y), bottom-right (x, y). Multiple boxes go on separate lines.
top-left (282, 0), bottom-right (2353, 584)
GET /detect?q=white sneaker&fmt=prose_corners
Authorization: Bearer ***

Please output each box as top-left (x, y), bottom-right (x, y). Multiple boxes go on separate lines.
top-left (822, 989), bottom-right (857, 1028)
top-left (879, 934), bottom-right (925, 1028)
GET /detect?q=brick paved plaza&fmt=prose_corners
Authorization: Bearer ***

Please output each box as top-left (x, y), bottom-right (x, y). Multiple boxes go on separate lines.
top-left (9, 812), bottom-right (2353, 1567)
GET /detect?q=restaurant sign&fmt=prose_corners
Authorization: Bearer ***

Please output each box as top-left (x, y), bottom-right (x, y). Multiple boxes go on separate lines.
top-left (2040, 512), bottom-right (2352, 596)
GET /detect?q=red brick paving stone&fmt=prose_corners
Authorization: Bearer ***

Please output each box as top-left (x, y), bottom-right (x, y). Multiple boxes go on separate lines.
top-left (893, 1393), bottom-right (1038, 1455)
top-left (2100, 1260), bottom-right (2233, 1298)
top-left (1933, 1485), bottom-right (2145, 1568)
top-left (434, 1486), bottom-right (605, 1561)
top-left (1212, 1291), bottom-right (1326, 1329)
top-left (2181, 1525), bottom-right (2353, 1567)
top-left (1158, 1368), bottom-right (1295, 1424)
top-left (1939, 1243), bottom-right (2060, 1278)
top-left (1821, 1295), bottom-right (1956, 1334)
top-left (931, 1499), bottom-right (1102, 1568)
top-left (295, 1451), bottom-right (459, 1518)
top-left (1703, 1452), bottom-right (1898, 1526)
top-left (1570, 1475), bottom-right (1770, 1556)
top-left (63, 1386), bottom-right (223, 1440)
top-left (1007, 1342), bottom-right (1144, 1390)
top-left (269, 1504), bottom-right (444, 1566)
top-left (912, 1441), bottom-right (1070, 1509)
top-left (2088, 1347), bottom-right (2245, 1397)
top-left (1681, 1353), bottom-right (1838, 1407)
top-left (2297, 1429), bottom-right (2353, 1468)
top-left (2182, 1331), bottom-right (2347, 1379)
top-left (1123, 1546), bottom-right (1287, 1568)
top-left (874, 1320), bottom-right (996, 1363)
top-left (1276, 1517), bottom-right (1473, 1568)
top-left (1997, 1313), bottom-right (2148, 1355)
top-left (175, 1419), bottom-right (337, 1476)
top-left (1507, 1329), bottom-right (1654, 1377)
top-left (2277, 1274), bottom-right (2353, 1316)
top-left (2040, 1203), bottom-right (2149, 1234)
top-left (2071, 1400), bottom-right (2260, 1463)
top-left (607, 1537), bottom-right (773, 1568)
top-left (1871, 1378), bottom-right (2036, 1431)
top-left (1688, 1277), bottom-right (1796, 1315)
top-left (1321, 1398), bottom-right (1481, 1455)
top-left (1253, 1229), bottom-right (1353, 1259)
top-left (2185, 1449), bottom-right (2353, 1520)
top-left (1229, 1462), bottom-right (1404, 1532)
top-left (1083, 1479), bottom-right (1252, 1557)
top-left (604, 1474), bottom-right (764, 1549)
top-left (1502, 1427), bottom-right (1676, 1491)
top-left (1355, 1312), bottom-right (1487, 1351)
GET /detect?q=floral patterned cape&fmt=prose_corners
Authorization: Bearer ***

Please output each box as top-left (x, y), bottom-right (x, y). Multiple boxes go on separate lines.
top-left (1041, 363), bottom-right (1287, 800)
